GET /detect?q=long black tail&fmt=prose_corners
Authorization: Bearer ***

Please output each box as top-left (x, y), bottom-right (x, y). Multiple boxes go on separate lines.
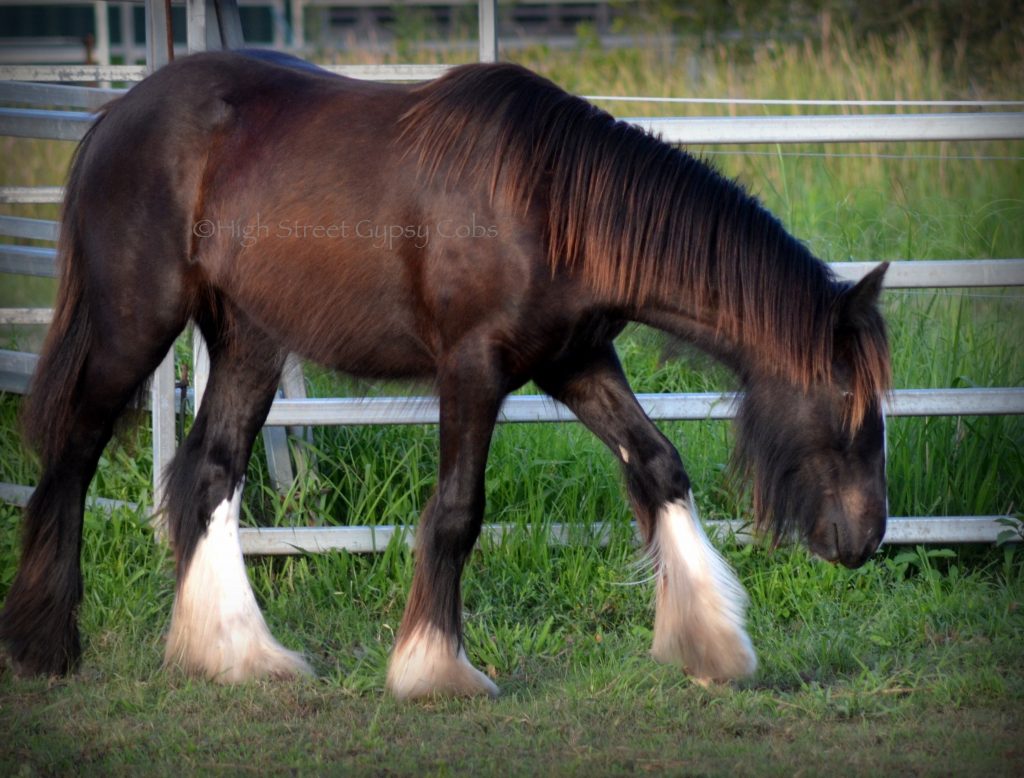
top-left (20, 115), bottom-right (108, 467)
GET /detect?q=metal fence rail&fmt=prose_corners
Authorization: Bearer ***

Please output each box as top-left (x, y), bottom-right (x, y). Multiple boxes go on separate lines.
top-left (3, 223), bottom-right (1022, 289)
top-left (0, 186), bottom-right (62, 204)
top-left (0, 80), bottom-right (123, 110)
top-left (2, 17), bottom-right (1023, 551)
top-left (2, 345), bottom-right (1021, 422)
top-left (0, 63), bottom-right (454, 84)
top-left (260, 388), bottom-right (1024, 428)
top-left (4, 99), bottom-right (1024, 145)
top-left (637, 112), bottom-right (1024, 144)
top-left (235, 515), bottom-right (1011, 556)
top-left (0, 214), bottom-right (58, 241)
top-left (0, 482), bottom-right (1009, 555)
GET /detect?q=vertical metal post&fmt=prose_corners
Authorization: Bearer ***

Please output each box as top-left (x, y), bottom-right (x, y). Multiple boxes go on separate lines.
top-left (215, 0), bottom-right (245, 49)
top-left (144, 0), bottom-right (173, 518)
top-left (270, 0), bottom-right (286, 49)
top-left (192, 330), bottom-right (210, 409)
top-left (92, 2), bottom-right (111, 84)
top-left (120, 2), bottom-right (137, 64)
top-left (262, 398), bottom-right (295, 494)
top-left (282, 353), bottom-right (312, 484)
top-left (261, 356), bottom-right (312, 495)
top-left (186, 0), bottom-right (207, 53)
top-left (291, 0), bottom-right (305, 51)
top-left (190, 0), bottom-right (244, 52)
top-left (150, 353), bottom-right (176, 525)
top-left (144, 0), bottom-right (172, 70)
top-left (478, 0), bottom-right (498, 62)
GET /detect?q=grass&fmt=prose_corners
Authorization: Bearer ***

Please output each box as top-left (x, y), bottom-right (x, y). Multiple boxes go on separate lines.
top-left (1, 506), bottom-right (1021, 774)
top-left (2, 26), bottom-right (1024, 776)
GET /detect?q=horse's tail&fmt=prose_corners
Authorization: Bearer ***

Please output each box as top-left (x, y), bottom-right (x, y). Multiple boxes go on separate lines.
top-left (20, 114), bottom-right (108, 466)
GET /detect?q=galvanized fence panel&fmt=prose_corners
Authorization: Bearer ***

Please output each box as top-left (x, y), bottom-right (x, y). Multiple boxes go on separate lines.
top-left (2, 42), bottom-right (1022, 550)
top-left (4, 101), bottom-right (1024, 145)
top-left (0, 63), bottom-right (454, 84)
top-left (0, 482), bottom-right (1008, 555)
top-left (234, 515), bottom-right (1011, 556)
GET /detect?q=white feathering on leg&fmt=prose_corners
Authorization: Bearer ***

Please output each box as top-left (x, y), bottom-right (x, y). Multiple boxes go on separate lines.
top-left (165, 485), bottom-right (311, 682)
top-left (387, 625), bottom-right (499, 701)
top-left (650, 492), bottom-right (757, 684)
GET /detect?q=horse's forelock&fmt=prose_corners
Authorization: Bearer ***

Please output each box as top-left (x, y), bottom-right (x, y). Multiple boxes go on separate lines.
top-left (836, 275), bottom-right (892, 432)
top-left (733, 383), bottom-right (823, 542)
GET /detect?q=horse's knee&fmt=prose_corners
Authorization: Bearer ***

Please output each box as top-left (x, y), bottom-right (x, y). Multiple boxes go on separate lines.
top-left (420, 492), bottom-right (484, 557)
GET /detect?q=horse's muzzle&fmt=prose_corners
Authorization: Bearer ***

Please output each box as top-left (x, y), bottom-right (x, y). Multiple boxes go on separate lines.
top-left (808, 499), bottom-right (886, 568)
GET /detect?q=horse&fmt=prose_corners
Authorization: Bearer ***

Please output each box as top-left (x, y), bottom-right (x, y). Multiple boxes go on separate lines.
top-left (0, 50), bottom-right (890, 699)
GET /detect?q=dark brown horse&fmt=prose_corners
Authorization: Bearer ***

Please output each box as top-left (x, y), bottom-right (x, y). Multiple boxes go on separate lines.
top-left (0, 51), bottom-right (890, 698)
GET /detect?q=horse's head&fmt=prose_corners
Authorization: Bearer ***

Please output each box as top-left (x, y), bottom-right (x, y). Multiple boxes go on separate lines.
top-left (736, 264), bottom-right (890, 568)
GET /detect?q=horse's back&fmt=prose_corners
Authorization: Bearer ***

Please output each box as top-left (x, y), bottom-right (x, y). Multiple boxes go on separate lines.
top-left (72, 53), bottom-right (579, 381)
top-left (98, 54), bottom-right (422, 349)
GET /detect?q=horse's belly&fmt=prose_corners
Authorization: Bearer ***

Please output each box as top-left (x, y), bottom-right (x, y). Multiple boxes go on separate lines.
top-left (222, 253), bottom-right (437, 380)
top-left (275, 299), bottom-right (435, 380)
top-left (313, 320), bottom-right (436, 379)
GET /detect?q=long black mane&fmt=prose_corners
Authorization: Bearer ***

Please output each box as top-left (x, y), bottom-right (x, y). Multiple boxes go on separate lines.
top-left (401, 64), bottom-right (887, 411)
top-left (402, 63), bottom-right (890, 540)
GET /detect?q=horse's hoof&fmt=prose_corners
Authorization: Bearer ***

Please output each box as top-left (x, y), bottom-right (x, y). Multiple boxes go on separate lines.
top-left (651, 616), bottom-right (758, 683)
top-left (0, 618), bottom-right (80, 678)
top-left (165, 638), bottom-right (312, 683)
top-left (650, 499), bottom-right (758, 682)
top-left (386, 626), bottom-right (499, 701)
top-left (164, 487), bottom-right (312, 683)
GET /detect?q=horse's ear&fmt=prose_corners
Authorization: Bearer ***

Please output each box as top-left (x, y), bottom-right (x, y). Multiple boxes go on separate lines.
top-left (840, 262), bottom-right (888, 324)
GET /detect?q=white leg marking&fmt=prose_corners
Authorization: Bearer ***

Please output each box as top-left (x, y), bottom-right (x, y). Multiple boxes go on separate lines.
top-left (650, 493), bottom-right (757, 684)
top-left (387, 625), bottom-right (499, 701)
top-left (165, 486), bottom-right (311, 683)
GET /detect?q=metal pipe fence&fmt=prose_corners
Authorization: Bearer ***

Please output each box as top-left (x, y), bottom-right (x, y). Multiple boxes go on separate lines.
top-left (2, 7), bottom-right (1022, 550)
top-left (4, 99), bottom-right (1024, 145)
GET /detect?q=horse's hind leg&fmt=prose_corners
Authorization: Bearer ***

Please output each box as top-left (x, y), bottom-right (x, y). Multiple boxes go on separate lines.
top-left (1, 301), bottom-right (186, 675)
top-left (535, 343), bottom-right (757, 684)
top-left (162, 308), bottom-right (310, 682)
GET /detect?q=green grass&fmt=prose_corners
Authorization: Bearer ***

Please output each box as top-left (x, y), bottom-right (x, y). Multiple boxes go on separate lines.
top-left (2, 27), bottom-right (1024, 776)
top-left (1, 505), bottom-right (1021, 774)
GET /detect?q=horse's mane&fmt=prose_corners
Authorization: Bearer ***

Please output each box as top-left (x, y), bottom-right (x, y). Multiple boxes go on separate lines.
top-left (401, 63), bottom-right (889, 428)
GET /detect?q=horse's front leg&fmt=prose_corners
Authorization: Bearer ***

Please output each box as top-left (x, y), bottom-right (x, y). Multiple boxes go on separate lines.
top-left (535, 343), bottom-right (757, 684)
top-left (386, 341), bottom-right (504, 700)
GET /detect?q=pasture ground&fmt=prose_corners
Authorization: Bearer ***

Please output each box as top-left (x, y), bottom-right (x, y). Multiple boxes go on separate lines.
top-left (2, 24), bottom-right (1023, 777)
top-left (1, 507), bottom-right (1022, 775)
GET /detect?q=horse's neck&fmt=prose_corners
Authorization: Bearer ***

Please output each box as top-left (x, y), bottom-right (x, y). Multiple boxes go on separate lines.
top-left (628, 297), bottom-right (751, 376)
